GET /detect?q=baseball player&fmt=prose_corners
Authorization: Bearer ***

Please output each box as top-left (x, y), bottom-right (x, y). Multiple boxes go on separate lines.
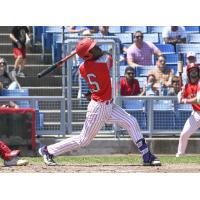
top-left (0, 140), bottom-right (28, 166)
top-left (39, 38), bottom-right (161, 166)
top-left (176, 63), bottom-right (200, 157)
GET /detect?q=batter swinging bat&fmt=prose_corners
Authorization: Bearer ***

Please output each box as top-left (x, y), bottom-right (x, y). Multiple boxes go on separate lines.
top-left (178, 53), bottom-right (183, 90)
top-left (37, 50), bottom-right (76, 78)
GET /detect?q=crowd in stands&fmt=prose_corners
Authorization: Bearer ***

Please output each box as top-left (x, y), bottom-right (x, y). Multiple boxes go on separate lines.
top-left (1, 26), bottom-right (200, 101)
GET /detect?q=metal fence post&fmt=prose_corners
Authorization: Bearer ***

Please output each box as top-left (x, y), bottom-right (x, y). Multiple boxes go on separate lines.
top-left (61, 26), bottom-right (67, 135)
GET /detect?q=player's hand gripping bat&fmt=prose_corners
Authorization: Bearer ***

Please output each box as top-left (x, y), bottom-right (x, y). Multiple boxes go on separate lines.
top-left (37, 50), bottom-right (76, 78)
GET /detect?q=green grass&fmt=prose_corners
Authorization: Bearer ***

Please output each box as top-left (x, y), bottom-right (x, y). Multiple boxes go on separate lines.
top-left (1, 155), bottom-right (200, 165)
top-left (0, 155), bottom-right (200, 165)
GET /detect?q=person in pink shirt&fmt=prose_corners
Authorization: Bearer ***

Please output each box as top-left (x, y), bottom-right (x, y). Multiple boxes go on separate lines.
top-left (127, 31), bottom-right (162, 68)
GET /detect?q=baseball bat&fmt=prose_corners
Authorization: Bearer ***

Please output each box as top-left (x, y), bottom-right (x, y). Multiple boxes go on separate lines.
top-left (178, 53), bottom-right (183, 90)
top-left (37, 50), bottom-right (76, 78)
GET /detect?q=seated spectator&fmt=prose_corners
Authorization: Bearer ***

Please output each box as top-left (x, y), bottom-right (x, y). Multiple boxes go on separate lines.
top-left (120, 66), bottom-right (140, 96)
top-left (162, 26), bottom-right (187, 46)
top-left (148, 55), bottom-right (174, 95)
top-left (127, 31), bottom-right (162, 68)
top-left (140, 74), bottom-right (158, 96)
top-left (0, 57), bottom-right (20, 108)
top-left (167, 75), bottom-right (180, 96)
top-left (176, 51), bottom-right (197, 85)
top-left (0, 57), bottom-right (20, 92)
top-left (98, 26), bottom-right (126, 64)
top-left (67, 26), bottom-right (98, 35)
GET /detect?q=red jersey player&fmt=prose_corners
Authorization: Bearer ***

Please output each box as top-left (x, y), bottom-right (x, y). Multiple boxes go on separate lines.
top-left (176, 63), bottom-right (200, 157)
top-left (39, 38), bottom-right (161, 166)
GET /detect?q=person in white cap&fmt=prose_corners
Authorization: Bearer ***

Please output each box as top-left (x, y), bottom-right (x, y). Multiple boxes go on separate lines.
top-left (177, 51), bottom-right (197, 85)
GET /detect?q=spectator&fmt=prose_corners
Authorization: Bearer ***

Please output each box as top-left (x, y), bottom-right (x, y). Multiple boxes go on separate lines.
top-left (140, 74), bottom-right (158, 96)
top-left (98, 26), bottom-right (113, 36)
top-left (0, 140), bottom-right (28, 166)
top-left (148, 55), bottom-right (174, 95)
top-left (127, 31), bottom-right (162, 68)
top-left (67, 26), bottom-right (98, 35)
top-left (0, 57), bottom-right (20, 108)
top-left (177, 51), bottom-right (197, 85)
top-left (120, 66), bottom-right (140, 96)
top-left (162, 26), bottom-right (187, 46)
top-left (98, 26), bottom-right (126, 64)
top-left (167, 75), bottom-right (180, 96)
top-left (9, 26), bottom-right (31, 78)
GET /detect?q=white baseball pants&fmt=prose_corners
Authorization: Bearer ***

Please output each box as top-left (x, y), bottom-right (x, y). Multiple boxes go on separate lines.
top-left (48, 100), bottom-right (143, 156)
top-left (176, 111), bottom-right (200, 156)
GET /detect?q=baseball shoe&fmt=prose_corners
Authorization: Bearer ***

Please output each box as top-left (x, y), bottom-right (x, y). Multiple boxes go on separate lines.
top-left (143, 152), bottom-right (161, 166)
top-left (4, 157), bottom-right (29, 166)
top-left (176, 153), bottom-right (185, 157)
top-left (38, 145), bottom-right (57, 166)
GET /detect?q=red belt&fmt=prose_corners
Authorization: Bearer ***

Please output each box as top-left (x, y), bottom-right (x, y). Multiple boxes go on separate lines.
top-left (93, 99), bottom-right (113, 105)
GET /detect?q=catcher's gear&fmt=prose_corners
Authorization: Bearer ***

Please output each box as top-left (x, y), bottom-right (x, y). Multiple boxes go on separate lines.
top-left (0, 140), bottom-right (20, 160)
top-left (76, 38), bottom-right (97, 61)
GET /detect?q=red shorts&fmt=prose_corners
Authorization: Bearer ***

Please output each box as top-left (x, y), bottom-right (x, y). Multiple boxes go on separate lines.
top-left (13, 48), bottom-right (26, 59)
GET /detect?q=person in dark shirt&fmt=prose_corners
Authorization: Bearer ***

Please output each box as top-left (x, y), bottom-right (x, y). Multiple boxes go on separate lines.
top-left (9, 26), bottom-right (31, 78)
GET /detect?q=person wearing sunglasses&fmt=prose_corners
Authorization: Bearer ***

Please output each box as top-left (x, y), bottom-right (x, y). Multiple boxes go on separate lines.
top-left (127, 31), bottom-right (162, 68)
top-left (120, 66), bottom-right (140, 96)
top-left (148, 55), bottom-right (174, 95)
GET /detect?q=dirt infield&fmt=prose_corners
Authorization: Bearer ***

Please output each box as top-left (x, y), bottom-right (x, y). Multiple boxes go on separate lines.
top-left (1, 163), bottom-right (200, 173)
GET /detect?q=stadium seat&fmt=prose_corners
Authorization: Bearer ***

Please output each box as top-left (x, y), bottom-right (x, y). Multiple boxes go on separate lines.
top-left (155, 44), bottom-right (175, 54)
top-left (114, 33), bottom-right (133, 44)
top-left (164, 53), bottom-right (178, 64)
top-left (2, 89), bottom-right (30, 108)
top-left (147, 26), bottom-right (164, 33)
top-left (32, 26), bottom-right (43, 43)
top-left (195, 54), bottom-right (200, 64)
top-left (184, 26), bottom-right (200, 33)
top-left (108, 26), bottom-right (122, 33)
top-left (121, 26), bottom-right (147, 33)
top-left (176, 44), bottom-right (200, 54)
top-left (135, 66), bottom-right (155, 77)
top-left (143, 33), bottom-right (159, 43)
top-left (122, 99), bottom-right (147, 129)
top-left (119, 65), bottom-right (128, 76)
top-left (187, 33), bottom-right (200, 43)
top-left (174, 102), bottom-right (192, 129)
top-left (153, 100), bottom-right (175, 130)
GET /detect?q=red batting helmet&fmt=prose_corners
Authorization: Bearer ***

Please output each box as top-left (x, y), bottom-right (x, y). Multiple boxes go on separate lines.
top-left (76, 38), bottom-right (97, 61)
